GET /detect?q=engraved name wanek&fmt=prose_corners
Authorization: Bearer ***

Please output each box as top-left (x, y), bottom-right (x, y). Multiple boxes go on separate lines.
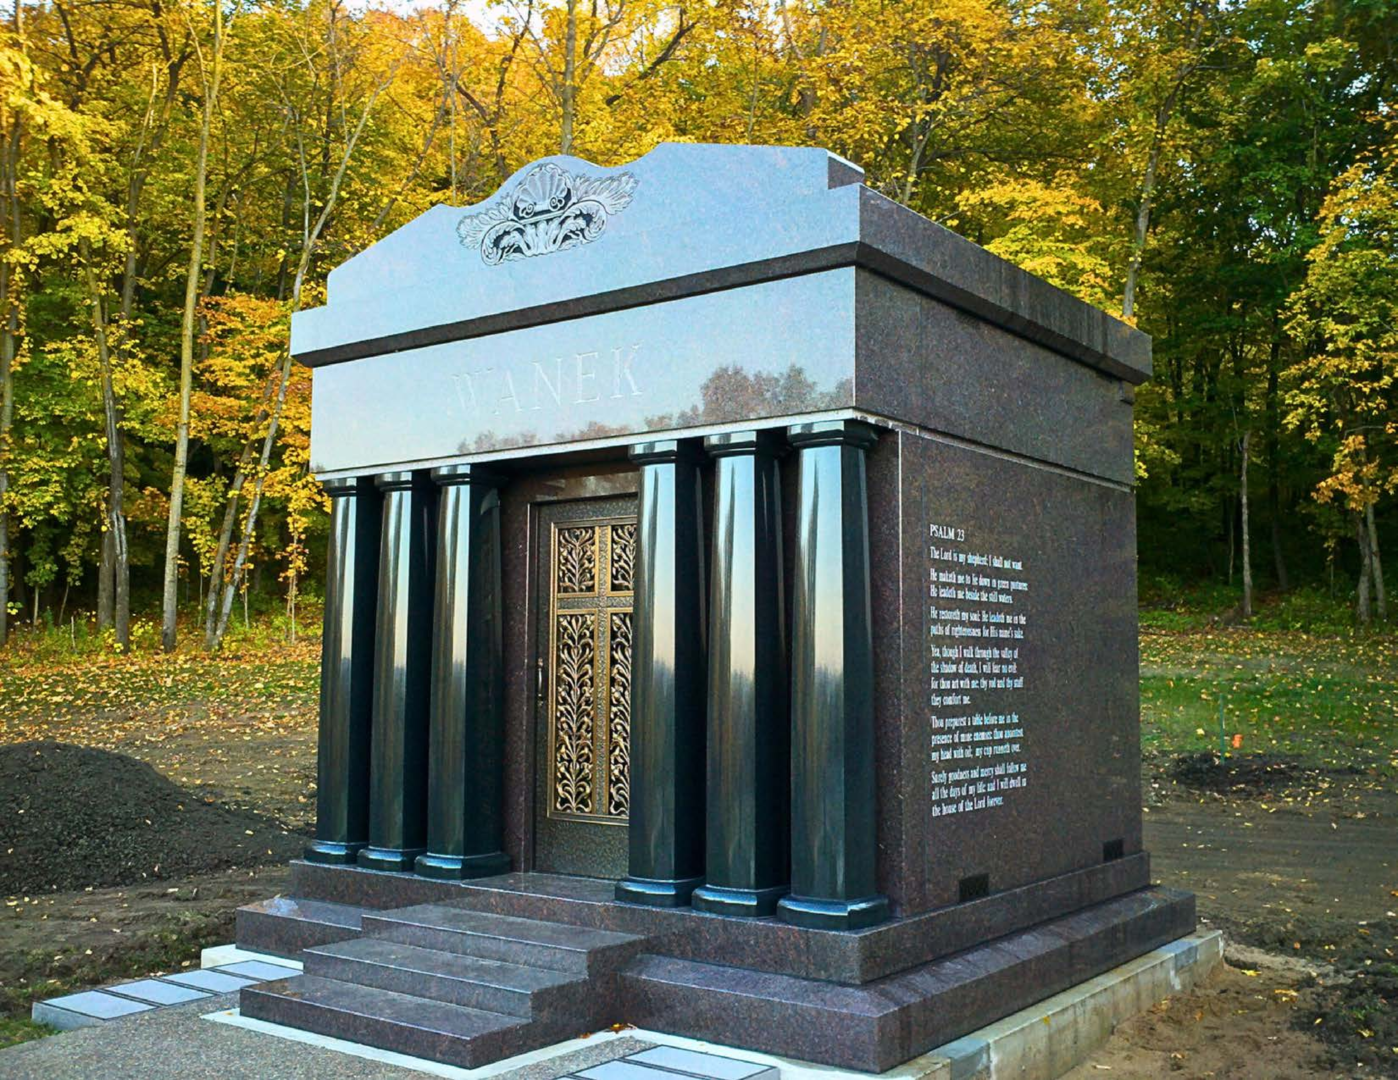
top-left (450, 344), bottom-right (643, 417)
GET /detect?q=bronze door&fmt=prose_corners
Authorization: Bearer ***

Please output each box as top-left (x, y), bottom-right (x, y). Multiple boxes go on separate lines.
top-left (533, 497), bottom-right (636, 877)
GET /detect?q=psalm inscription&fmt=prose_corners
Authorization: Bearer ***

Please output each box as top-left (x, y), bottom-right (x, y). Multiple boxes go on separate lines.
top-left (927, 522), bottom-right (1030, 819)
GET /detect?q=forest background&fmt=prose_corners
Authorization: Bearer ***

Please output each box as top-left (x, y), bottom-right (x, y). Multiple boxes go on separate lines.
top-left (0, 0), bottom-right (1394, 653)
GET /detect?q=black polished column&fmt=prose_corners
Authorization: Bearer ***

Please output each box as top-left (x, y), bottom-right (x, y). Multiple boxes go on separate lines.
top-left (358, 470), bottom-right (438, 872)
top-left (305, 477), bottom-right (381, 865)
top-left (777, 420), bottom-right (890, 930)
top-left (416, 465), bottom-right (510, 880)
top-left (692, 431), bottom-right (789, 917)
top-left (616, 440), bottom-right (707, 907)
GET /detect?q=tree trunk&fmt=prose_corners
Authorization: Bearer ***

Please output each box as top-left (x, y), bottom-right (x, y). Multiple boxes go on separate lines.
top-left (213, 353), bottom-right (292, 648)
top-left (203, 458), bottom-right (248, 645)
top-left (1121, 122), bottom-right (1162, 321)
top-left (207, 47), bottom-right (399, 651)
top-left (1355, 512), bottom-right (1372, 625)
top-left (1226, 494), bottom-right (1235, 585)
top-left (1239, 430), bottom-right (1252, 619)
top-left (98, 528), bottom-right (114, 628)
top-left (560, 0), bottom-right (577, 154)
top-left (1121, 11), bottom-right (1210, 321)
top-left (1367, 502), bottom-right (1386, 621)
top-left (81, 247), bottom-right (130, 650)
top-left (0, 6), bottom-right (23, 649)
top-left (0, 298), bottom-right (10, 646)
top-left (162, 0), bottom-right (223, 652)
top-left (0, 183), bottom-right (14, 651)
top-left (0, 322), bottom-right (11, 649)
top-left (1265, 343), bottom-right (1288, 590)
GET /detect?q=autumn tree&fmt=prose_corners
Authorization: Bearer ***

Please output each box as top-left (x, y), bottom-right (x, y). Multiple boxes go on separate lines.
top-left (162, 0), bottom-right (229, 652)
top-left (1285, 118), bottom-right (1398, 622)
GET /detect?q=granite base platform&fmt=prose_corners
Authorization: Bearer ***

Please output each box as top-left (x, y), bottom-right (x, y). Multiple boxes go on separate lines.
top-left (236, 867), bottom-right (1193, 1072)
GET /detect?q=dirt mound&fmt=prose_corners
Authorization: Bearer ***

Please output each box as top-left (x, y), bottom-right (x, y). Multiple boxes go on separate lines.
top-left (1165, 751), bottom-right (1352, 796)
top-left (0, 741), bottom-right (305, 895)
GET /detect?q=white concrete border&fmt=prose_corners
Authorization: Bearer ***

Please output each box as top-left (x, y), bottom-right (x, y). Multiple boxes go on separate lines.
top-left (202, 930), bottom-right (1223, 1080)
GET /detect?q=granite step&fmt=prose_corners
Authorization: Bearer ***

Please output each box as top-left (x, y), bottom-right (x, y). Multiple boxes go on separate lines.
top-left (236, 896), bottom-right (364, 958)
top-left (303, 937), bottom-right (587, 1018)
top-left (240, 974), bottom-right (530, 1069)
top-left (362, 905), bottom-right (644, 975)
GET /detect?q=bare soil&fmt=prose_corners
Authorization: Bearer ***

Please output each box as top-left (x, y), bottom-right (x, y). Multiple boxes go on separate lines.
top-left (1, 864), bottom-right (291, 1018)
top-left (1099, 757), bottom-right (1398, 1078)
top-left (1, 742), bottom-right (304, 895)
top-left (1063, 954), bottom-right (1330, 1079)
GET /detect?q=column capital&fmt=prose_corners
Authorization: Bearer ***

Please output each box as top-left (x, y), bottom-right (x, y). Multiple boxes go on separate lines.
top-left (430, 463), bottom-right (505, 488)
top-left (322, 476), bottom-right (365, 498)
top-left (374, 469), bottom-right (426, 492)
top-left (703, 428), bottom-right (787, 459)
top-left (629, 439), bottom-right (703, 466)
top-left (786, 419), bottom-right (880, 451)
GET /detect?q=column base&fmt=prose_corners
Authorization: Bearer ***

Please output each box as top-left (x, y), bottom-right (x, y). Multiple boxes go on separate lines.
top-left (777, 893), bottom-right (890, 931)
top-left (356, 846), bottom-right (427, 873)
top-left (691, 883), bottom-right (789, 918)
top-left (303, 840), bottom-right (367, 866)
top-left (616, 875), bottom-right (705, 908)
top-left (414, 851), bottom-right (512, 880)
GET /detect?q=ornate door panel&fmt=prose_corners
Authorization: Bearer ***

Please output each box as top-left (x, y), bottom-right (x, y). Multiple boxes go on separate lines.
top-left (533, 497), bottom-right (635, 877)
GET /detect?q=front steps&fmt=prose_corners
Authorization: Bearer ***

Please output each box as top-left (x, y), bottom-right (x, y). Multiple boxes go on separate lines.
top-left (237, 875), bottom-right (1197, 1071)
top-left (241, 904), bottom-right (644, 1069)
top-left (362, 904), bottom-right (646, 975)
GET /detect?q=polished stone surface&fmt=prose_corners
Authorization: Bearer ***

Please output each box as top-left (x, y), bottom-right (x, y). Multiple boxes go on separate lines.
top-left (310, 274), bottom-right (855, 474)
top-left (779, 421), bottom-right (887, 931)
top-left (617, 442), bottom-right (707, 907)
top-left (33, 991), bottom-right (153, 1025)
top-left (273, 140), bottom-right (1172, 1077)
top-left (420, 465), bottom-right (510, 881)
top-left (240, 905), bottom-right (643, 1071)
top-left (854, 273), bottom-right (1137, 484)
top-left (105, 979), bottom-right (211, 1006)
top-left (693, 431), bottom-right (788, 918)
top-left (621, 887), bottom-right (1194, 1072)
top-left (293, 145), bottom-right (1147, 387)
top-left (623, 1046), bottom-right (776, 1080)
top-left (164, 969), bottom-right (258, 993)
top-left (236, 895), bottom-right (363, 959)
top-left (306, 477), bottom-right (381, 865)
top-left (881, 429), bottom-right (1142, 914)
top-left (245, 857), bottom-right (1149, 986)
top-left (360, 471), bottom-right (439, 873)
top-left (215, 959), bottom-right (302, 981)
top-left (243, 882), bottom-right (1190, 1073)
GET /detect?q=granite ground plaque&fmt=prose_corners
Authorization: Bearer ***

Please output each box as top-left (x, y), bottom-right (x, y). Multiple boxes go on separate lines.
top-left (237, 143), bottom-right (1193, 1073)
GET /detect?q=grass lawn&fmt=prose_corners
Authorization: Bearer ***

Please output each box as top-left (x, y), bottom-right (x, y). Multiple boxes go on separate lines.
top-left (0, 614), bottom-right (321, 827)
top-left (1140, 626), bottom-right (1397, 777)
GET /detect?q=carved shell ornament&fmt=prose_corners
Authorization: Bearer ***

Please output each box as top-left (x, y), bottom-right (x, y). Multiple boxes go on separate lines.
top-left (457, 163), bottom-right (639, 265)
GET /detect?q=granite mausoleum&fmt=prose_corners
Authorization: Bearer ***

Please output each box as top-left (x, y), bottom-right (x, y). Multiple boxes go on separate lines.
top-left (236, 143), bottom-right (1195, 1071)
